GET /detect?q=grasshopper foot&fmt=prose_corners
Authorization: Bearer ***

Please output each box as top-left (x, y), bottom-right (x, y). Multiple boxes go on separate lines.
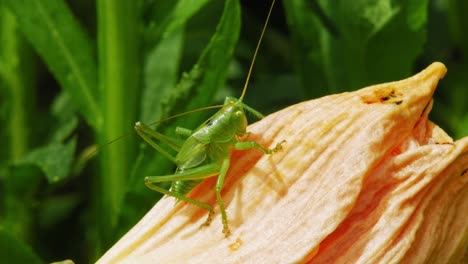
top-left (272, 140), bottom-right (286, 152)
top-left (222, 224), bottom-right (231, 238)
top-left (201, 209), bottom-right (215, 228)
top-left (221, 211), bottom-right (231, 237)
top-left (265, 140), bottom-right (286, 154)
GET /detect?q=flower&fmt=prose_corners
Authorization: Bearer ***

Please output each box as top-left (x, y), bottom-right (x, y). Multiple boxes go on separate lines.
top-left (98, 62), bottom-right (467, 264)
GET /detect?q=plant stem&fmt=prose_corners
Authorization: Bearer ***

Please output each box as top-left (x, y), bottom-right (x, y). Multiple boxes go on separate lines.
top-left (0, 6), bottom-right (35, 162)
top-left (96, 0), bottom-right (140, 256)
top-left (0, 4), bottom-right (36, 242)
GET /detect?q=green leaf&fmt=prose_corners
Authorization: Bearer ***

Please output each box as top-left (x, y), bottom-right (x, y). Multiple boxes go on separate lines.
top-left (49, 92), bottom-right (79, 143)
top-left (172, 0), bottom-right (241, 128)
top-left (0, 4), bottom-right (36, 162)
top-left (21, 139), bottom-right (76, 183)
top-left (0, 228), bottom-right (43, 264)
top-left (407, 0), bottom-right (429, 31)
top-left (284, 0), bottom-right (427, 95)
top-left (283, 0), bottom-right (330, 98)
top-left (141, 29), bottom-right (183, 124)
top-left (144, 0), bottom-right (211, 50)
top-left (5, 0), bottom-right (100, 130)
top-left (366, 0), bottom-right (428, 83)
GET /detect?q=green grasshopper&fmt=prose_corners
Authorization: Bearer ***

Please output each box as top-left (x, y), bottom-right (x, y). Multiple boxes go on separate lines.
top-left (135, 0), bottom-right (283, 237)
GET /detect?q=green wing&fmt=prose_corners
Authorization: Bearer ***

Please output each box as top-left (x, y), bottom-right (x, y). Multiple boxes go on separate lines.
top-left (175, 136), bottom-right (208, 169)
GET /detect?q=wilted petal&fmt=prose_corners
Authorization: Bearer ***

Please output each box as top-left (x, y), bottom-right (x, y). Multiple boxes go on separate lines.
top-left (97, 62), bottom-right (467, 264)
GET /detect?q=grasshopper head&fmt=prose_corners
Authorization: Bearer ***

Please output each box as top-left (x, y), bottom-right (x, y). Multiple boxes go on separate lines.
top-left (233, 99), bottom-right (249, 136)
top-left (224, 96), bottom-right (238, 105)
top-left (203, 96), bottom-right (245, 138)
top-left (220, 97), bottom-right (247, 135)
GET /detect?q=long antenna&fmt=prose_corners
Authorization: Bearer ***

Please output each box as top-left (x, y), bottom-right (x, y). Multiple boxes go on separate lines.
top-left (87, 104), bottom-right (224, 159)
top-left (147, 104), bottom-right (224, 127)
top-left (239, 0), bottom-right (276, 101)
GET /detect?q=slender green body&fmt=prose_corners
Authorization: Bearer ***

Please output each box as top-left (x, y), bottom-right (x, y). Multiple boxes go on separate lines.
top-left (172, 97), bottom-right (247, 194)
top-left (136, 96), bottom-right (283, 236)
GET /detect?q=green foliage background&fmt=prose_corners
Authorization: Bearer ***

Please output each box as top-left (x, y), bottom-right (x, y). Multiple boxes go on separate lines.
top-left (0, 0), bottom-right (466, 263)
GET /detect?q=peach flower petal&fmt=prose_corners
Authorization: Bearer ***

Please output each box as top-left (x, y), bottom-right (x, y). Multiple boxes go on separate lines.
top-left (97, 62), bottom-right (467, 263)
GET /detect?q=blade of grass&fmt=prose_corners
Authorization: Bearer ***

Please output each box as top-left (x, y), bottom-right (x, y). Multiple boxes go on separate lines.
top-left (141, 29), bottom-right (183, 124)
top-left (0, 4), bottom-right (35, 162)
top-left (95, 0), bottom-right (140, 257)
top-left (143, 0), bottom-right (211, 51)
top-left (5, 0), bottom-right (100, 130)
top-left (0, 3), bottom-right (37, 246)
top-left (171, 0), bottom-right (241, 129)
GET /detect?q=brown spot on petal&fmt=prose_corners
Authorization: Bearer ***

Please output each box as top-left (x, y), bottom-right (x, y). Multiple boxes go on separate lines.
top-left (360, 86), bottom-right (404, 105)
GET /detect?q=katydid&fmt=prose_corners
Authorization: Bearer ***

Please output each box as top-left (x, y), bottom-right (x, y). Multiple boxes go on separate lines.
top-left (136, 0), bottom-right (283, 237)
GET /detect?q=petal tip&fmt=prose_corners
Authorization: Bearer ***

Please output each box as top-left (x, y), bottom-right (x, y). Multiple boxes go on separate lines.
top-left (424, 61), bottom-right (447, 79)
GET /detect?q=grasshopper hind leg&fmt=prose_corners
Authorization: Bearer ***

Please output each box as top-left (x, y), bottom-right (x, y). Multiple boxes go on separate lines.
top-left (145, 179), bottom-right (216, 228)
top-left (144, 163), bottom-right (222, 233)
top-left (145, 157), bottom-right (233, 237)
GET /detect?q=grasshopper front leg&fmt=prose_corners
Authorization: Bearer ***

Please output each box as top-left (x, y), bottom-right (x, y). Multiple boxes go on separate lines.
top-left (234, 139), bottom-right (286, 154)
top-left (134, 122), bottom-right (183, 162)
top-left (209, 140), bottom-right (285, 236)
